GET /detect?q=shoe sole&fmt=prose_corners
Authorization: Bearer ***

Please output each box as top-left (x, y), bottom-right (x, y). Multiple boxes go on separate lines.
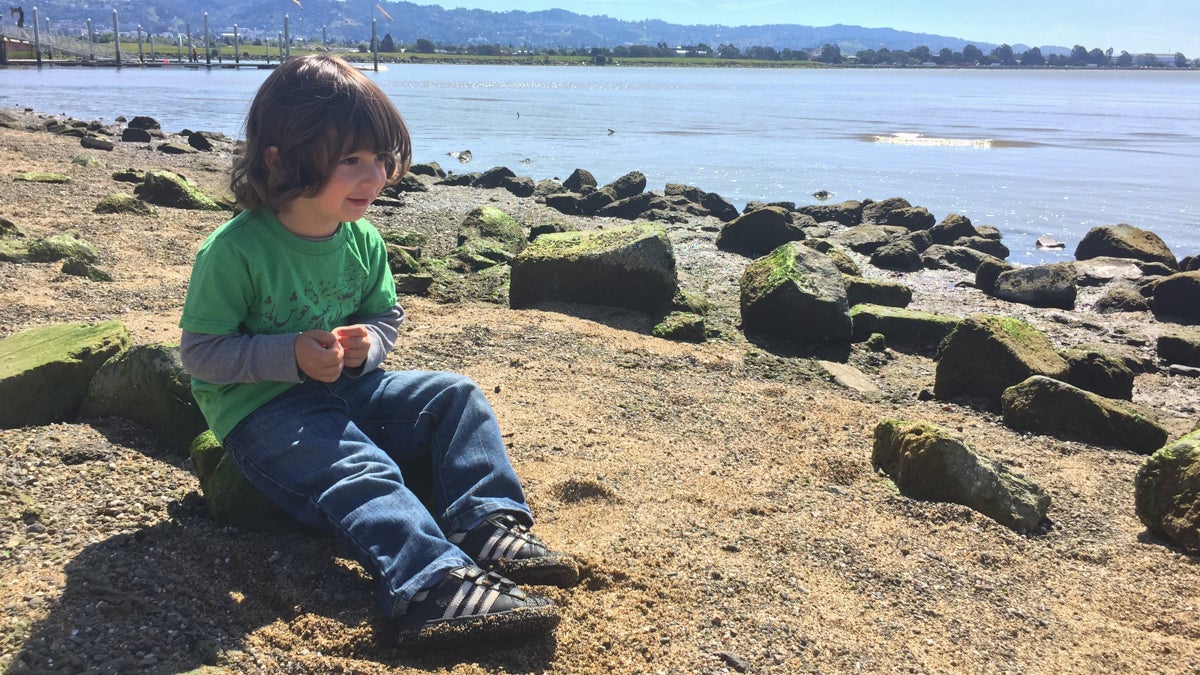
top-left (488, 554), bottom-right (581, 588)
top-left (391, 604), bottom-right (561, 647)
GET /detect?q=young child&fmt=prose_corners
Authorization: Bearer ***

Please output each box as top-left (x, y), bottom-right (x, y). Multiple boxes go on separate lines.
top-left (179, 54), bottom-right (577, 646)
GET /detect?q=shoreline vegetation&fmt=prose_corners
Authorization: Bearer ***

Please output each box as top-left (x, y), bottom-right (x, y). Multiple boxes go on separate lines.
top-left (7, 51), bottom-right (1199, 70)
top-left (3, 32), bottom-right (1196, 69)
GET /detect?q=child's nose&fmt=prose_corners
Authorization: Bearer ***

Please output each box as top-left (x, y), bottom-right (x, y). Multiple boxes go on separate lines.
top-left (360, 162), bottom-right (386, 184)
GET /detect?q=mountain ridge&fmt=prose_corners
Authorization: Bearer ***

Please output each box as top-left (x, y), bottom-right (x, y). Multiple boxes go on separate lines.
top-left (8, 1), bottom-right (1075, 55)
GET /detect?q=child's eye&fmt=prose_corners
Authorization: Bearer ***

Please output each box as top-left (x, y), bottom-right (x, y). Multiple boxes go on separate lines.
top-left (340, 156), bottom-right (359, 165)
top-left (375, 153), bottom-right (390, 163)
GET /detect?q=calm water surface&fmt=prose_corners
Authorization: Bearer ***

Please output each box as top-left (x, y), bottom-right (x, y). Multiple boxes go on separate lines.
top-left (2, 64), bottom-right (1197, 263)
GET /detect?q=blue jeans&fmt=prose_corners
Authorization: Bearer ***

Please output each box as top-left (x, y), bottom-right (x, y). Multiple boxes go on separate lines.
top-left (221, 369), bottom-right (532, 618)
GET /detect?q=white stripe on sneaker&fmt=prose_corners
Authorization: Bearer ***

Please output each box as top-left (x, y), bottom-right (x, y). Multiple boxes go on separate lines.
top-left (441, 582), bottom-right (473, 620)
top-left (496, 533), bottom-right (526, 559)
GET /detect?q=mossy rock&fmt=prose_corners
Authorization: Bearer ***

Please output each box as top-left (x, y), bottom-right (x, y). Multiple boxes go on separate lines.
top-left (1061, 347), bottom-right (1134, 400)
top-left (934, 314), bottom-right (1070, 409)
top-left (26, 233), bottom-right (99, 264)
top-left (72, 154), bottom-right (105, 168)
top-left (511, 222), bottom-right (678, 314)
top-left (133, 169), bottom-right (224, 211)
top-left (0, 239), bottom-right (30, 263)
top-left (81, 344), bottom-right (207, 454)
top-left (95, 193), bottom-right (157, 215)
top-left (739, 241), bottom-right (851, 345)
top-left (803, 239), bottom-right (861, 276)
top-left (872, 419), bottom-right (1050, 533)
top-left (112, 168), bottom-right (146, 183)
top-left (1135, 430), bottom-right (1200, 553)
top-left (0, 216), bottom-right (24, 239)
top-left (0, 321), bottom-right (131, 427)
top-left (652, 311), bottom-right (706, 343)
top-left (849, 304), bottom-right (959, 349)
top-left (455, 239), bottom-right (516, 271)
top-left (157, 142), bottom-right (199, 155)
top-left (671, 290), bottom-right (711, 316)
top-left (61, 258), bottom-right (113, 282)
top-left (16, 172), bottom-right (70, 184)
top-left (380, 230), bottom-right (429, 249)
top-left (843, 275), bottom-right (912, 308)
top-left (457, 206), bottom-right (525, 255)
top-left (1001, 375), bottom-right (1167, 454)
top-left (188, 431), bottom-right (305, 532)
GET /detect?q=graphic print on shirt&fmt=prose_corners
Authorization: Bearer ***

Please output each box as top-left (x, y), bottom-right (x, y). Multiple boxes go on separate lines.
top-left (261, 262), bottom-right (369, 331)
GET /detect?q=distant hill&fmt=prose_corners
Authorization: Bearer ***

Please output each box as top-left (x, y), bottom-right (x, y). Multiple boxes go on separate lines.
top-left (10, 1), bottom-right (1070, 55)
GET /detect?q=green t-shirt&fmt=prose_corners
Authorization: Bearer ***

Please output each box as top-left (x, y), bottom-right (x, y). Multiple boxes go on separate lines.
top-left (179, 208), bottom-right (397, 440)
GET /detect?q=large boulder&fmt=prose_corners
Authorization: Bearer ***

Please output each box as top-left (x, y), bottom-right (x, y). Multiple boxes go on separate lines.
top-left (795, 200), bottom-right (865, 227)
top-left (1074, 224), bottom-right (1178, 269)
top-left (597, 192), bottom-right (674, 220)
top-left (80, 343), bottom-right (208, 455)
top-left (739, 242), bottom-right (851, 345)
top-left (510, 222), bottom-right (678, 313)
top-left (803, 240), bottom-right (860, 276)
top-left (0, 321), bottom-right (130, 427)
top-left (921, 244), bottom-right (1003, 273)
top-left (952, 236), bottom-right (1010, 261)
top-left (95, 193), bottom-right (157, 216)
top-left (861, 197), bottom-right (912, 225)
top-left (602, 171), bottom-right (647, 200)
top-left (126, 115), bottom-right (162, 131)
top-left (1149, 271), bottom-right (1200, 322)
top-left (993, 263), bottom-right (1078, 310)
top-left (972, 260), bottom-right (1011, 296)
top-left (1061, 347), bottom-right (1134, 400)
top-left (1072, 256), bottom-right (1145, 287)
top-left (1135, 430), bottom-right (1200, 553)
top-left (189, 431), bottom-right (302, 532)
top-left (869, 239), bottom-right (922, 272)
top-left (472, 166), bottom-right (516, 189)
top-left (872, 420), bottom-right (1050, 533)
top-left (562, 168), bottom-right (597, 193)
top-left (829, 224), bottom-right (909, 255)
top-left (885, 206), bottom-right (936, 231)
top-left (1001, 376), bottom-right (1168, 454)
top-left (716, 206), bottom-right (804, 257)
top-left (134, 170), bottom-right (224, 211)
top-left (1094, 284), bottom-right (1151, 314)
top-left (843, 276), bottom-right (911, 308)
top-left (1, 232), bottom-right (100, 265)
top-left (849, 304), bottom-right (961, 351)
top-left (929, 213), bottom-right (978, 244)
top-left (455, 206), bottom-right (526, 269)
top-left (1158, 330), bottom-right (1200, 367)
top-left (121, 127), bottom-right (152, 143)
top-left (934, 315), bottom-right (1070, 408)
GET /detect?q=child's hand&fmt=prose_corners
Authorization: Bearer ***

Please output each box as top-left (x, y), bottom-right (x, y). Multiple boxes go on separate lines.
top-left (295, 330), bottom-right (345, 382)
top-left (332, 325), bottom-right (372, 369)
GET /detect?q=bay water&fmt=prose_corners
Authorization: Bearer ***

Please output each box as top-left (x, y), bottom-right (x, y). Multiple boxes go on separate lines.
top-left (1, 64), bottom-right (1197, 264)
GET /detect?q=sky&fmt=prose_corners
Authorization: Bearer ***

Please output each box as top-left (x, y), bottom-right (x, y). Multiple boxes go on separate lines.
top-left (426, 1), bottom-right (1199, 55)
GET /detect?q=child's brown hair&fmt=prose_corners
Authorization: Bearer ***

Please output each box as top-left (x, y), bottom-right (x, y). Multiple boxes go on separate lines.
top-left (231, 54), bottom-right (412, 211)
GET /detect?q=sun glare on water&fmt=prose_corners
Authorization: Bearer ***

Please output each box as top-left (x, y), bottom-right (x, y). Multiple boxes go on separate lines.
top-left (872, 132), bottom-right (994, 148)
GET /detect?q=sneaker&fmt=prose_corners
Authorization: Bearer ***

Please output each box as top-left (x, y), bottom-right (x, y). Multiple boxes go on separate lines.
top-left (392, 565), bottom-right (559, 646)
top-left (450, 513), bottom-right (580, 587)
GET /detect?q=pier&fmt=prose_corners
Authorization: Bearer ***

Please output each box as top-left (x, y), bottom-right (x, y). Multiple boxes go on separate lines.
top-left (1, 25), bottom-right (287, 69)
top-left (1, 8), bottom-right (385, 71)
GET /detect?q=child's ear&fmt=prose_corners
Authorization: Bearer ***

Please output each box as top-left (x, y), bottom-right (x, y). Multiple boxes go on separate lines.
top-left (264, 146), bottom-right (280, 172)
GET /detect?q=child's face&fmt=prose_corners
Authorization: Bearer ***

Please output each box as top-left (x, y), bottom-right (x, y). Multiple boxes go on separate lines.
top-left (280, 149), bottom-right (390, 235)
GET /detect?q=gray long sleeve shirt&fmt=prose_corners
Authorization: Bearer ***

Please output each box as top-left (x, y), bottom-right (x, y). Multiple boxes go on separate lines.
top-left (180, 304), bottom-right (405, 384)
